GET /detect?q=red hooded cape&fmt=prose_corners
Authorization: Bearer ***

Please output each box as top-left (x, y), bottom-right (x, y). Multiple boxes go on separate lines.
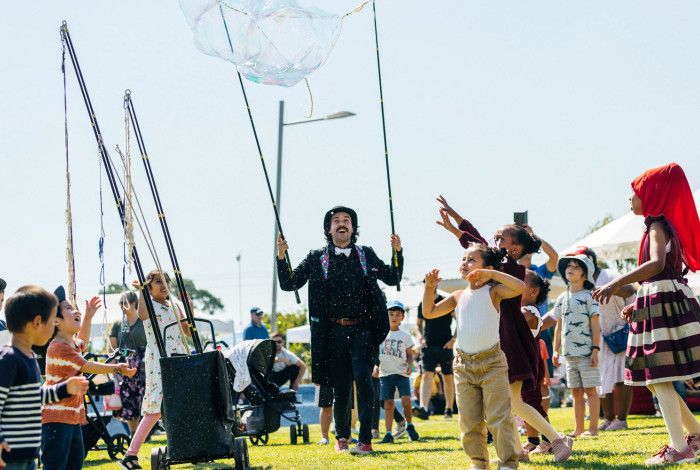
top-left (631, 162), bottom-right (700, 271)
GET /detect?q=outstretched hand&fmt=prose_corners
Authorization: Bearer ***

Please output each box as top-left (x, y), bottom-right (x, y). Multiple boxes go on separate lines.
top-left (621, 304), bottom-right (635, 323)
top-left (592, 281), bottom-right (620, 305)
top-left (436, 208), bottom-right (456, 232)
top-left (425, 269), bottom-right (442, 288)
top-left (84, 296), bottom-right (102, 318)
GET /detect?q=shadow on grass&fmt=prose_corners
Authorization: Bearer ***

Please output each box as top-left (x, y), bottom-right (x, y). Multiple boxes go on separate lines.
top-left (84, 459), bottom-right (116, 467)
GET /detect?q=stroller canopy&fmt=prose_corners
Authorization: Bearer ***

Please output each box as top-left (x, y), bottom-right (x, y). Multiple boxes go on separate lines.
top-left (225, 339), bottom-right (276, 392)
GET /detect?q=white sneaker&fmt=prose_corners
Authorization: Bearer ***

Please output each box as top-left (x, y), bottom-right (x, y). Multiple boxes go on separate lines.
top-left (317, 438), bottom-right (329, 445)
top-left (371, 429), bottom-right (380, 439)
top-left (393, 422), bottom-right (407, 439)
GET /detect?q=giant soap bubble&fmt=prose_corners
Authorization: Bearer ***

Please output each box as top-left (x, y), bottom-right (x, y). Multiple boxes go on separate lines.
top-left (180, 0), bottom-right (343, 87)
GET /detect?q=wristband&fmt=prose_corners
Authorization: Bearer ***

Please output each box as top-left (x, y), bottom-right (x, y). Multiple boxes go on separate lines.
top-left (592, 345), bottom-right (600, 351)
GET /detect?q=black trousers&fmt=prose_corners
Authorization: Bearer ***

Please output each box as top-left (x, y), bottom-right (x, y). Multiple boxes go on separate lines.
top-left (329, 323), bottom-right (375, 444)
top-left (371, 376), bottom-right (405, 430)
top-left (268, 365), bottom-right (300, 388)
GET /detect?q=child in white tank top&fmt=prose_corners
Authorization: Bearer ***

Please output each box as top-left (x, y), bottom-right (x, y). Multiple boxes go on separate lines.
top-left (422, 243), bottom-right (525, 470)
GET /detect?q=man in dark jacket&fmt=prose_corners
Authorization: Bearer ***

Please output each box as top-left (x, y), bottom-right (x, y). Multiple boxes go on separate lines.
top-left (276, 206), bottom-right (403, 455)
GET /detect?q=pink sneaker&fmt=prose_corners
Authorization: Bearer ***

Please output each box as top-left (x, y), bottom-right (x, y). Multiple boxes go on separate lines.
top-left (644, 445), bottom-right (697, 466)
top-left (335, 438), bottom-right (349, 453)
top-left (349, 442), bottom-right (373, 456)
top-left (606, 419), bottom-right (628, 431)
top-left (686, 434), bottom-right (700, 456)
top-left (530, 440), bottom-right (552, 454)
top-left (551, 435), bottom-right (574, 462)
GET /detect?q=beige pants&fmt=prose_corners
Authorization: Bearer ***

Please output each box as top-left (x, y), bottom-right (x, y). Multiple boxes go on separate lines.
top-left (454, 343), bottom-right (518, 469)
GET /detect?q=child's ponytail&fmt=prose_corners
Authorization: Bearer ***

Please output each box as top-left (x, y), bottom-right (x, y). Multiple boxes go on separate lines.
top-left (503, 225), bottom-right (542, 256)
top-left (473, 244), bottom-right (507, 270)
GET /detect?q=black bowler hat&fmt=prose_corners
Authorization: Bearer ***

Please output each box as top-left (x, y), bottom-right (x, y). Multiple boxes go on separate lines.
top-left (324, 206), bottom-right (358, 233)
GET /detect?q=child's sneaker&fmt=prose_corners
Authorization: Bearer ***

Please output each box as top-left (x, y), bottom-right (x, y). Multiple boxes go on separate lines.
top-left (414, 407), bottom-right (430, 420)
top-left (335, 438), bottom-right (349, 452)
top-left (317, 438), bottom-right (329, 445)
top-left (393, 421), bottom-right (407, 439)
top-left (444, 408), bottom-right (453, 419)
top-left (119, 456), bottom-right (143, 470)
top-left (686, 433), bottom-right (700, 455)
top-left (349, 442), bottom-right (373, 455)
top-left (381, 432), bottom-right (394, 444)
top-left (606, 419), bottom-right (628, 431)
top-left (645, 445), bottom-right (696, 466)
top-left (551, 435), bottom-right (574, 462)
top-left (406, 423), bottom-right (420, 441)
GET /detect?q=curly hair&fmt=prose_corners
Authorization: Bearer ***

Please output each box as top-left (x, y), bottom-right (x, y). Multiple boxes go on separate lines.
top-left (471, 243), bottom-right (507, 270)
top-left (525, 269), bottom-right (551, 306)
top-left (502, 225), bottom-right (542, 256)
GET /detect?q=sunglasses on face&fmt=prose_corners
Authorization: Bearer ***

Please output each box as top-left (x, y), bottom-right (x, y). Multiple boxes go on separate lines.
top-left (274, 340), bottom-right (283, 344)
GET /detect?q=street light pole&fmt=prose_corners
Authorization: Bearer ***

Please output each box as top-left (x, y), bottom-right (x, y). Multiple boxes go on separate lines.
top-left (269, 102), bottom-right (356, 332)
top-left (271, 101), bottom-right (284, 332)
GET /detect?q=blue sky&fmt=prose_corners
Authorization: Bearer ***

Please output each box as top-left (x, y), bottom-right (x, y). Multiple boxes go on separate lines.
top-left (2, 1), bottom-right (700, 328)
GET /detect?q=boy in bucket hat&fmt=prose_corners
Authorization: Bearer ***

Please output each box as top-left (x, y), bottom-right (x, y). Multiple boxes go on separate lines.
top-left (546, 253), bottom-right (601, 438)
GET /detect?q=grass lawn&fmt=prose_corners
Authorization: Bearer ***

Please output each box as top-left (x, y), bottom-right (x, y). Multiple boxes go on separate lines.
top-left (84, 408), bottom-right (699, 469)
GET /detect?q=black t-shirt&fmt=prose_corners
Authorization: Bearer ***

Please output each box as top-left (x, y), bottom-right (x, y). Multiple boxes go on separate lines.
top-left (417, 294), bottom-right (454, 347)
top-left (325, 249), bottom-right (369, 319)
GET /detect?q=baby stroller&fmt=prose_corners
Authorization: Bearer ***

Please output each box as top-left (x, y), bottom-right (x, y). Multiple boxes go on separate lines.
top-left (226, 339), bottom-right (309, 445)
top-left (81, 351), bottom-right (131, 460)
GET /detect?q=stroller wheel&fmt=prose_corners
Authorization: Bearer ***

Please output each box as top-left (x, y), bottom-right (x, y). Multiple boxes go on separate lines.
top-left (234, 437), bottom-right (249, 470)
top-left (107, 433), bottom-right (130, 460)
top-left (260, 433), bottom-right (269, 444)
top-left (151, 446), bottom-right (170, 470)
top-left (289, 424), bottom-right (298, 445)
top-left (249, 434), bottom-right (267, 446)
top-left (302, 424), bottom-right (310, 444)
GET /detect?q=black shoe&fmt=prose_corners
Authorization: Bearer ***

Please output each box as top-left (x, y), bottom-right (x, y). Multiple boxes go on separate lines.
top-left (414, 407), bottom-right (430, 420)
top-left (120, 456), bottom-right (143, 470)
top-left (381, 432), bottom-right (394, 444)
top-left (406, 423), bottom-right (420, 442)
top-left (444, 409), bottom-right (453, 419)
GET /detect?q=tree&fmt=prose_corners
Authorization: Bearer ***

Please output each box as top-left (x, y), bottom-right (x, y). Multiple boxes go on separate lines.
top-left (262, 309), bottom-right (311, 375)
top-left (171, 278), bottom-right (224, 315)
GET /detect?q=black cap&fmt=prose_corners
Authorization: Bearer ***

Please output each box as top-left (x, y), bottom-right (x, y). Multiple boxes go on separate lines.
top-left (54, 286), bottom-right (67, 303)
top-left (323, 206), bottom-right (358, 233)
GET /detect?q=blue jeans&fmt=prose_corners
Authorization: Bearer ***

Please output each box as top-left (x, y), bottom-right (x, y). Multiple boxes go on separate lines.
top-left (3, 459), bottom-right (37, 470)
top-left (41, 422), bottom-right (84, 470)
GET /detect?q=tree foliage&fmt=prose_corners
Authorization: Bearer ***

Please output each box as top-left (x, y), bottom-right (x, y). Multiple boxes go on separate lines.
top-left (262, 309), bottom-right (311, 375)
top-left (171, 278), bottom-right (224, 315)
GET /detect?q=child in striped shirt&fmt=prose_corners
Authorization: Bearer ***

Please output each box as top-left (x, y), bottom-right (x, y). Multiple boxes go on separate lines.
top-left (40, 286), bottom-right (135, 470)
top-left (0, 285), bottom-right (88, 470)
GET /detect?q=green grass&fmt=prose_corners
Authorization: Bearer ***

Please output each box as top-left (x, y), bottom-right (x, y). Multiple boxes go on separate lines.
top-left (84, 408), bottom-right (700, 469)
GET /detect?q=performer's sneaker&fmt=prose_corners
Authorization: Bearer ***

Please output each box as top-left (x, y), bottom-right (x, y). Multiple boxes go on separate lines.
top-left (686, 433), bottom-right (700, 456)
top-left (606, 419), bottom-right (628, 431)
top-left (381, 432), bottom-right (394, 444)
top-left (335, 438), bottom-right (349, 453)
top-left (119, 456), bottom-right (142, 470)
top-left (530, 440), bottom-right (552, 454)
top-left (522, 441), bottom-right (537, 453)
top-left (393, 421), bottom-right (407, 439)
top-left (598, 419), bottom-right (612, 431)
top-left (406, 423), bottom-right (420, 442)
top-left (551, 435), bottom-right (574, 462)
top-left (349, 442), bottom-right (373, 455)
top-left (645, 445), bottom-right (697, 466)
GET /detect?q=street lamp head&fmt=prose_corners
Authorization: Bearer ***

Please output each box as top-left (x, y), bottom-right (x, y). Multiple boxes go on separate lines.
top-left (325, 111), bottom-right (355, 120)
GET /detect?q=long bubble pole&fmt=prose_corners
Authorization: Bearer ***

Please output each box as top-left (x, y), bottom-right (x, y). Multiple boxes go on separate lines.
top-left (60, 21), bottom-right (167, 357)
top-left (219, 6), bottom-right (300, 304)
top-left (371, 0), bottom-right (400, 290)
top-left (124, 91), bottom-right (203, 354)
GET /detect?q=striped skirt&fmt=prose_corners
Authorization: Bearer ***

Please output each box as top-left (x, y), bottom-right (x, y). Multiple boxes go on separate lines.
top-left (625, 279), bottom-right (700, 386)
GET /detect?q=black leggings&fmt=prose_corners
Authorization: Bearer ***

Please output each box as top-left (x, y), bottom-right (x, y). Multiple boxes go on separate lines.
top-left (371, 377), bottom-right (405, 429)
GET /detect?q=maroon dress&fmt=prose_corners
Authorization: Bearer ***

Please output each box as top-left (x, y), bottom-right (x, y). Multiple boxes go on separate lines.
top-left (457, 219), bottom-right (541, 394)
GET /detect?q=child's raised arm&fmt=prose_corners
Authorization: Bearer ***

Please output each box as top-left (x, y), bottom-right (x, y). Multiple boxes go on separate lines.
top-left (422, 269), bottom-right (458, 319)
top-left (132, 280), bottom-right (149, 321)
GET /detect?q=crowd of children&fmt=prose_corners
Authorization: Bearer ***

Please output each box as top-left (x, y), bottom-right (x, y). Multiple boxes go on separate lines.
top-left (2, 163), bottom-right (700, 468)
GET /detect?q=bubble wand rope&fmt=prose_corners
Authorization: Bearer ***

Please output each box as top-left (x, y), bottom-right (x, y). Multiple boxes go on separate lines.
top-left (371, 0), bottom-right (400, 290)
top-left (124, 90), bottom-right (203, 353)
top-left (60, 21), bottom-right (167, 358)
top-left (219, 5), bottom-right (301, 304)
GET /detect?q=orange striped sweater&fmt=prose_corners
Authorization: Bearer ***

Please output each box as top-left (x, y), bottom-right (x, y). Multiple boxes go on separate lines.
top-left (41, 339), bottom-right (87, 425)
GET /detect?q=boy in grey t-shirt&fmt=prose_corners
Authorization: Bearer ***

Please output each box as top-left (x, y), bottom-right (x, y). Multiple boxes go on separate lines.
top-left (547, 253), bottom-right (601, 437)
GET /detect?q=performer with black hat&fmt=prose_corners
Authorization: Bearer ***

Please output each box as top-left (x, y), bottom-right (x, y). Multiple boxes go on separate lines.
top-left (276, 206), bottom-right (403, 455)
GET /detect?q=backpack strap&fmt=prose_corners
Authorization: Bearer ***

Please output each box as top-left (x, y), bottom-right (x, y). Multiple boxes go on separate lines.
top-left (319, 245), bottom-right (368, 280)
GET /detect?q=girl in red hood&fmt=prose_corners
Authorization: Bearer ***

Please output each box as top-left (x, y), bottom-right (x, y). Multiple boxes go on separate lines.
top-left (593, 163), bottom-right (700, 465)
